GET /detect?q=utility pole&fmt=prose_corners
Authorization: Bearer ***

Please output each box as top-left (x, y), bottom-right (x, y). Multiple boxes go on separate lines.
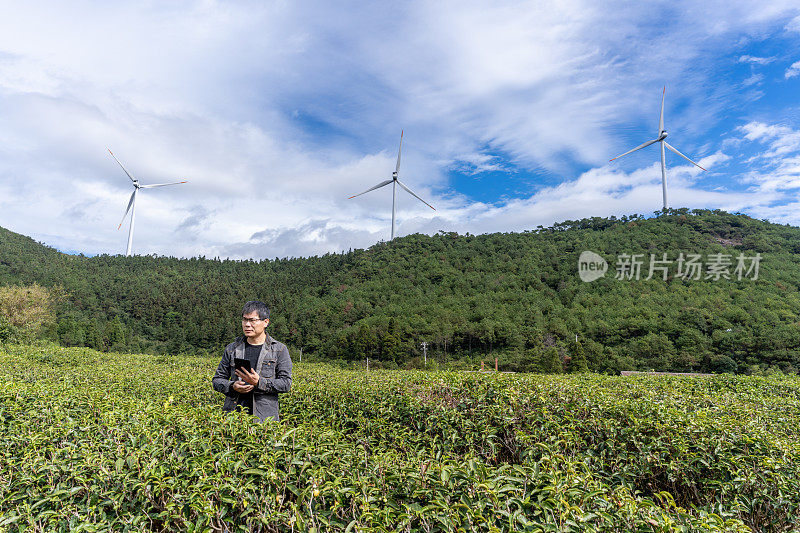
top-left (421, 341), bottom-right (428, 366)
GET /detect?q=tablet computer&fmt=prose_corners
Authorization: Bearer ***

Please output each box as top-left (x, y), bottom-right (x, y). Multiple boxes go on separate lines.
top-left (234, 358), bottom-right (252, 372)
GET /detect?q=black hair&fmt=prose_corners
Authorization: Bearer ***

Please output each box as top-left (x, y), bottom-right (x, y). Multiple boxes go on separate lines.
top-left (242, 300), bottom-right (270, 320)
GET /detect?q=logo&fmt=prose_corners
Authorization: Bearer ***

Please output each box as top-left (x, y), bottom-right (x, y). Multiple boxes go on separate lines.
top-left (578, 251), bottom-right (608, 282)
top-left (577, 250), bottom-right (761, 282)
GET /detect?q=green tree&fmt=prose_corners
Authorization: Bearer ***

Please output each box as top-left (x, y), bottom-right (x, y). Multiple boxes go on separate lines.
top-left (567, 340), bottom-right (588, 372)
top-left (535, 346), bottom-right (563, 374)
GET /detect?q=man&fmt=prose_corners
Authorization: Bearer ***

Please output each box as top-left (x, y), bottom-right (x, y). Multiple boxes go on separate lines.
top-left (212, 301), bottom-right (292, 422)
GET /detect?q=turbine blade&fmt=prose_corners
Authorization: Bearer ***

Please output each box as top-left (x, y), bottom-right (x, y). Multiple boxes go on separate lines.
top-left (139, 181), bottom-right (188, 188)
top-left (664, 142), bottom-right (706, 171)
top-left (396, 179), bottom-right (436, 210)
top-left (609, 138), bottom-right (660, 162)
top-left (658, 86), bottom-right (665, 135)
top-left (395, 130), bottom-right (403, 174)
top-left (118, 190), bottom-right (136, 229)
top-left (108, 149), bottom-right (136, 182)
top-left (348, 179), bottom-right (393, 199)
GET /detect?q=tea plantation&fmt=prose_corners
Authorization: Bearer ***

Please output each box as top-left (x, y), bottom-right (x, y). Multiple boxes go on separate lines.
top-left (1, 344), bottom-right (798, 532)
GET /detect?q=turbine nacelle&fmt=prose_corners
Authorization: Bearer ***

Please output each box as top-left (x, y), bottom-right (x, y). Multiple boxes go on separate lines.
top-left (658, 130), bottom-right (668, 141)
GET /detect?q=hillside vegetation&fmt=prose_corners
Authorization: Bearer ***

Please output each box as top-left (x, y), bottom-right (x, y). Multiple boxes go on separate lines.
top-left (2, 209), bottom-right (800, 373)
top-left (1, 344), bottom-right (798, 531)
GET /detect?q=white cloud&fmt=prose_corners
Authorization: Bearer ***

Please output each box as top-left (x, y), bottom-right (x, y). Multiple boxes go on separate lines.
top-left (1, 1), bottom-right (800, 258)
top-left (736, 121), bottom-right (800, 193)
top-left (450, 153), bottom-right (508, 175)
top-left (743, 73), bottom-right (765, 86)
top-left (738, 55), bottom-right (776, 64)
top-left (738, 122), bottom-right (800, 156)
top-left (785, 60), bottom-right (800, 78)
top-left (214, 146), bottom-right (778, 259)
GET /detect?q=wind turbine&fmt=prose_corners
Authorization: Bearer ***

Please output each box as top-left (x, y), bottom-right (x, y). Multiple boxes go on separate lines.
top-left (108, 149), bottom-right (187, 256)
top-left (348, 131), bottom-right (435, 239)
top-left (610, 87), bottom-right (706, 211)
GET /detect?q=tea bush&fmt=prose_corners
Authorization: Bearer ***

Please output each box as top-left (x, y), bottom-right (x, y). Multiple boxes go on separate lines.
top-left (1, 344), bottom-right (797, 531)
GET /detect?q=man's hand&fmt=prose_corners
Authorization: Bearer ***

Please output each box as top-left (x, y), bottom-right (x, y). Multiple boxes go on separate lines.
top-left (235, 367), bottom-right (260, 387)
top-left (231, 380), bottom-right (254, 393)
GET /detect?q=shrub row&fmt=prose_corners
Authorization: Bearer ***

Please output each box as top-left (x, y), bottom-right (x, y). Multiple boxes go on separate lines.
top-left (1, 344), bottom-right (797, 531)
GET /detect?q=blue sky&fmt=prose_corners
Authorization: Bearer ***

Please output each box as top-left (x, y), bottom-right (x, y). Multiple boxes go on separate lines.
top-left (0, 1), bottom-right (799, 258)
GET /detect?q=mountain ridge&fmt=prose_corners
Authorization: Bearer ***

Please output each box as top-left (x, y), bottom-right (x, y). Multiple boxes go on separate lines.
top-left (1, 208), bottom-right (799, 374)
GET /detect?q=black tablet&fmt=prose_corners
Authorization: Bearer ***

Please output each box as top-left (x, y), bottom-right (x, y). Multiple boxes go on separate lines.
top-left (234, 358), bottom-right (252, 372)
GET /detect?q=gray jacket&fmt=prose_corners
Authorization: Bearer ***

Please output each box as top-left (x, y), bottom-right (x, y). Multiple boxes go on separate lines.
top-left (212, 334), bottom-right (292, 422)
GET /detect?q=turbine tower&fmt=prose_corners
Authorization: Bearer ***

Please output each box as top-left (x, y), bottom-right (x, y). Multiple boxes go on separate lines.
top-left (109, 149), bottom-right (187, 256)
top-left (348, 131), bottom-right (435, 239)
top-left (610, 87), bottom-right (706, 211)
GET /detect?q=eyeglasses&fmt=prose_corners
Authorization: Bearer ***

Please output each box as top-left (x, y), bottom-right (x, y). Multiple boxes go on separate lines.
top-left (241, 318), bottom-right (264, 325)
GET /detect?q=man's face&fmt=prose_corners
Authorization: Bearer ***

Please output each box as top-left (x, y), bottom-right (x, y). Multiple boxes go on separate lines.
top-left (242, 311), bottom-right (269, 339)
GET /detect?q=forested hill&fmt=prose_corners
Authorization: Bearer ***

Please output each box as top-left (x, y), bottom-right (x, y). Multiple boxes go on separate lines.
top-left (2, 209), bottom-right (800, 374)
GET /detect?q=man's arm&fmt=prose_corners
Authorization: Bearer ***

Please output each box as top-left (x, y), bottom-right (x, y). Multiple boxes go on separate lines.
top-left (257, 345), bottom-right (292, 394)
top-left (212, 346), bottom-right (237, 394)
